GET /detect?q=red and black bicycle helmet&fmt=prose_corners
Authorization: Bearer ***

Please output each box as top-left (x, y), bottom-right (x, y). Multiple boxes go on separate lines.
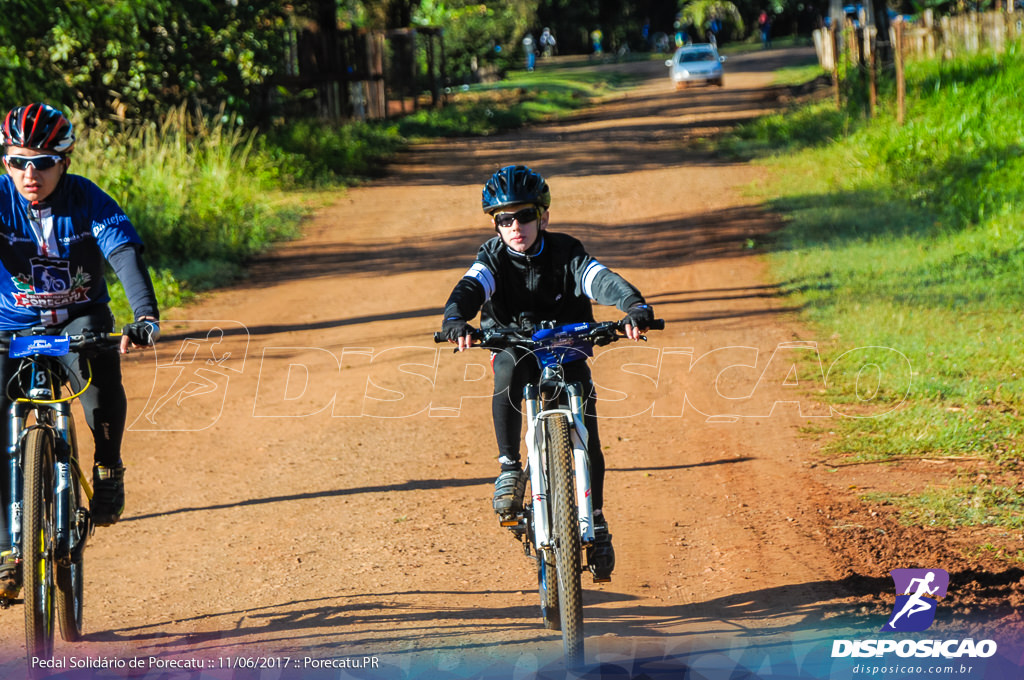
top-left (482, 165), bottom-right (551, 213)
top-left (2, 103), bottom-right (76, 154)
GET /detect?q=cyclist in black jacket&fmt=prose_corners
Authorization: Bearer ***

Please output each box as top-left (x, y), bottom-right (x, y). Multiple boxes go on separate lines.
top-left (441, 165), bottom-right (654, 580)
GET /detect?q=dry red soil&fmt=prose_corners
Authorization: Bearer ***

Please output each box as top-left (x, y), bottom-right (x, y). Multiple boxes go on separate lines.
top-left (2, 47), bottom-right (1021, 679)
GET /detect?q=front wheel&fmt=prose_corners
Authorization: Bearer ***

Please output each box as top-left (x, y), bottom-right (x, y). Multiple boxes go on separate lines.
top-left (23, 428), bottom-right (57, 667)
top-left (546, 415), bottom-right (584, 667)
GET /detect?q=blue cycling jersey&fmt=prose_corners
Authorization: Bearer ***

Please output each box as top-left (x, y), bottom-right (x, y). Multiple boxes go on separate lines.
top-left (0, 173), bottom-right (143, 329)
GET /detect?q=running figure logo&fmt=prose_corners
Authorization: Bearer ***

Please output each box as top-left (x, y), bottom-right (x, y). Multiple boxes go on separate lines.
top-left (881, 568), bottom-right (949, 632)
top-left (129, 321), bottom-right (248, 432)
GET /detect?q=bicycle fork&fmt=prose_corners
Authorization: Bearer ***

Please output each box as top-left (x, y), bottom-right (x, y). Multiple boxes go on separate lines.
top-left (523, 382), bottom-right (596, 551)
top-left (565, 382), bottom-right (596, 547)
top-left (6, 402), bottom-right (26, 562)
top-left (6, 402), bottom-right (81, 566)
top-left (51, 402), bottom-right (80, 564)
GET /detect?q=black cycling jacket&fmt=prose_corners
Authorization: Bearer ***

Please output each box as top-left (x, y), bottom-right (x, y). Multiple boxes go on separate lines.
top-left (443, 231), bottom-right (645, 330)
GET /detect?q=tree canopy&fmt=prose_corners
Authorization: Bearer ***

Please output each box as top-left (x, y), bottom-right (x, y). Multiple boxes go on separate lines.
top-left (0, 0), bottom-right (848, 124)
top-left (0, 1), bottom-right (291, 123)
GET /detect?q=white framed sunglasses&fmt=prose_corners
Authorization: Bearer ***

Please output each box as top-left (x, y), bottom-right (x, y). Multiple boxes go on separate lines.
top-left (4, 154), bottom-right (65, 171)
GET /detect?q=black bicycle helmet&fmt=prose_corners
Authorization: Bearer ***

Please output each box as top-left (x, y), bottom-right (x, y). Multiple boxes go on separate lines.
top-left (482, 165), bottom-right (551, 213)
top-left (2, 103), bottom-right (76, 154)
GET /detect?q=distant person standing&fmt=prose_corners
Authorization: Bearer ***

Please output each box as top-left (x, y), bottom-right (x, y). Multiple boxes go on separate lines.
top-left (540, 27), bottom-right (556, 58)
top-left (590, 27), bottom-right (603, 57)
top-left (673, 20), bottom-right (686, 48)
top-left (522, 32), bottom-right (536, 71)
top-left (706, 14), bottom-right (722, 46)
top-left (758, 11), bottom-right (773, 49)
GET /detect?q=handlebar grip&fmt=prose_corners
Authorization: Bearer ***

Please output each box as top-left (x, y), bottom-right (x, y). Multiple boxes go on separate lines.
top-left (142, 320), bottom-right (161, 343)
top-left (649, 319), bottom-right (666, 331)
top-left (435, 329), bottom-right (486, 343)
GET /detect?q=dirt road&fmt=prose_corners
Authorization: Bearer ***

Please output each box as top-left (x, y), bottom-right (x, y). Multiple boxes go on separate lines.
top-left (2, 46), bottom-right (1020, 680)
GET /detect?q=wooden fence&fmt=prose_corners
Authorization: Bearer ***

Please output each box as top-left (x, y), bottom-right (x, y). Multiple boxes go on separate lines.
top-left (812, 9), bottom-right (1024, 120)
top-left (814, 9), bottom-right (1024, 71)
top-left (899, 9), bottom-right (1024, 59)
top-left (272, 25), bottom-right (447, 122)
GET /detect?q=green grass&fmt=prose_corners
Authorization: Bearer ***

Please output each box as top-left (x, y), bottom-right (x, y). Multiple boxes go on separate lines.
top-left (259, 118), bottom-right (405, 187)
top-left (866, 484), bottom-right (1024, 530)
top-left (971, 543), bottom-right (1024, 563)
top-left (75, 107), bottom-right (313, 313)
top-left (770, 62), bottom-right (827, 87)
top-left (727, 45), bottom-right (1024, 528)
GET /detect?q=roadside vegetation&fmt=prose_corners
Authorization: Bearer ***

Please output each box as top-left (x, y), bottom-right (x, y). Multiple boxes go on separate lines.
top-left (728, 46), bottom-right (1024, 533)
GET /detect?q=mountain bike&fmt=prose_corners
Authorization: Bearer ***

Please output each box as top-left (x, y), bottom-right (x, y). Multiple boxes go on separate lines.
top-left (436, 317), bottom-right (664, 667)
top-left (0, 329), bottom-right (123, 670)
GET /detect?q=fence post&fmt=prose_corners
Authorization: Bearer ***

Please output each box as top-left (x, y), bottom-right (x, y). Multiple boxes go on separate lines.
top-left (831, 26), bottom-right (841, 109)
top-left (867, 26), bottom-right (877, 118)
top-left (924, 10), bottom-right (936, 58)
top-left (894, 18), bottom-right (905, 125)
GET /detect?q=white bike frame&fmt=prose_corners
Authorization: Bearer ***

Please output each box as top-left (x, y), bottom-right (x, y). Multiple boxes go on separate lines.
top-left (522, 364), bottom-right (596, 550)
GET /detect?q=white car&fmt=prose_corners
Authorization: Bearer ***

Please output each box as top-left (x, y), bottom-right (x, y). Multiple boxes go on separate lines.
top-left (665, 43), bottom-right (725, 89)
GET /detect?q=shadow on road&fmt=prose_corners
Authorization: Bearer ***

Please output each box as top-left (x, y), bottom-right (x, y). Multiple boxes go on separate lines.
top-left (84, 566), bottom-right (1023, 669)
top-left (609, 457), bottom-right (755, 473)
top-left (125, 476), bottom-right (494, 522)
top-left (246, 204), bottom-right (787, 286)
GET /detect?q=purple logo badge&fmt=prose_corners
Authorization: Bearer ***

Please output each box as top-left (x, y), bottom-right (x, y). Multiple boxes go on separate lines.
top-left (881, 568), bottom-right (949, 632)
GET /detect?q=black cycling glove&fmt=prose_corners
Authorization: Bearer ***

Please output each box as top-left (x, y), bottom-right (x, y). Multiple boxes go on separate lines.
top-left (441, 317), bottom-right (474, 342)
top-left (623, 303), bottom-right (655, 331)
top-left (123, 320), bottom-right (161, 346)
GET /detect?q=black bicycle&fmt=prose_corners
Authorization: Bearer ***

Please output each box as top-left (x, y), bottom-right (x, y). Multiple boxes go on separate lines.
top-left (0, 329), bottom-right (122, 668)
top-left (437, 318), bottom-right (664, 667)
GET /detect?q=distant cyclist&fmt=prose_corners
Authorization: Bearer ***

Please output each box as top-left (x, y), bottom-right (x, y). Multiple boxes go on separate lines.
top-left (440, 165), bottom-right (655, 580)
top-left (0, 103), bottom-right (160, 598)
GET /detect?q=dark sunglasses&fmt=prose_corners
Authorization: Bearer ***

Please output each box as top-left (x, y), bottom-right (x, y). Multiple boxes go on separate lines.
top-left (493, 207), bottom-right (539, 228)
top-left (4, 154), bottom-right (64, 171)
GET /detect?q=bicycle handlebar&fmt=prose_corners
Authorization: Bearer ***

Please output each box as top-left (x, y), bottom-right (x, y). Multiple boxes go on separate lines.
top-left (0, 331), bottom-right (123, 355)
top-left (433, 318), bottom-right (665, 349)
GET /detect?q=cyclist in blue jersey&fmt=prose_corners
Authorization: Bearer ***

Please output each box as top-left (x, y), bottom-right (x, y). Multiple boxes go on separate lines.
top-left (0, 103), bottom-right (161, 598)
top-left (440, 165), bottom-right (655, 580)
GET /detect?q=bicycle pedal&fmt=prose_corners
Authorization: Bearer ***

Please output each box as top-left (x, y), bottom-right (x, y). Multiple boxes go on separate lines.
top-left (498, 512), bottom-right (524, 528)
top-left (591, 575), bottom-right (612, 584)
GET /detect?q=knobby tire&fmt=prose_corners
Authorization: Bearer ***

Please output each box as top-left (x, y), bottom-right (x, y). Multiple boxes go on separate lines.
top-left (56, 429), bottom-right (85, 642)
top-left (530, 472), bottom-right (560, 631)
top-left (539, 549), bottom-right (560, 631)
top-left (546, 415), bottom-right (584, 667)
top-left (23, 428), bottom-right (56, 667)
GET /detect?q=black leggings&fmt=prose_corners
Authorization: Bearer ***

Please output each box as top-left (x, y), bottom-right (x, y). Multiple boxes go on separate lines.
top-left (491, 347), bottom-right (607, 511)
top-left (0, 309), bottom-right (126, 551)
